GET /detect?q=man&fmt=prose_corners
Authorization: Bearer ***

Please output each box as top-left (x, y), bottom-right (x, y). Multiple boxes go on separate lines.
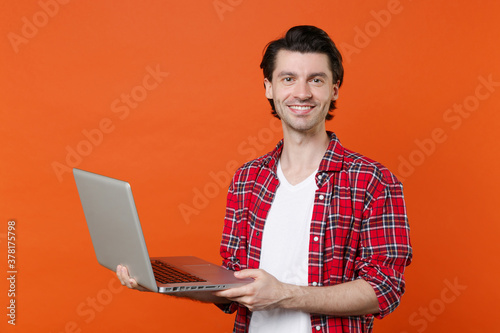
top-left (118, 25), bottom-right (412, 333)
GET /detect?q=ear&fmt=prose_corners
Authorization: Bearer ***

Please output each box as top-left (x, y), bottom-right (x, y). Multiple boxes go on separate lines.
top-left (264, 78), bottom-right (273, 99)
top-left (331, 80), bottom-right (340, 101)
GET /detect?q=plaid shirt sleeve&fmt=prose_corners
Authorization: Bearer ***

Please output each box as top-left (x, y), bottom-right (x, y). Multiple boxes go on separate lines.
top-left (218, 163), bottom-right (258, 330)
top-left (354, 169), bottom-right (412, 318)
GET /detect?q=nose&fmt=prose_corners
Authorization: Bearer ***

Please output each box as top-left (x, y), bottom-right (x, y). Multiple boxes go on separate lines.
top-left (293, 80), bottom-right (312, 100)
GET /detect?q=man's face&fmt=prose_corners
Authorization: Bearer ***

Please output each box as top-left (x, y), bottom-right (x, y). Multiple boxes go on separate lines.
top-left (264, 50), bottom-right (339, 135)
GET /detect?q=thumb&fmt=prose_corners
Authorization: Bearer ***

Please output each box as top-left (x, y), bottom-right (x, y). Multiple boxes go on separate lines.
top-left (235, 268), bottom-right (262, 280)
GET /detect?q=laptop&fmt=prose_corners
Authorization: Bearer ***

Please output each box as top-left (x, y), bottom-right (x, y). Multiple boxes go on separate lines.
top-left (73, 168), bottom-right (251, 295)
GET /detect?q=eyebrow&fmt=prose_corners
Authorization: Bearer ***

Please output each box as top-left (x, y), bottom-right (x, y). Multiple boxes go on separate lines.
top-left (276, 71), bottom-right (297, 78)
top-left (308, 72), bottom-right (329, 79)
top-left (276, 71), bottom-right (329, 79)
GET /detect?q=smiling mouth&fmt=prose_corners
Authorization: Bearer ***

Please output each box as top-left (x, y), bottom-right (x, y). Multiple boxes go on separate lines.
top-left (288, 105), bottom-right (315, 114)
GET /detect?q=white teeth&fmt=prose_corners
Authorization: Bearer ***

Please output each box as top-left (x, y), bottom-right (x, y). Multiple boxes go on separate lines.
top-left (291, 106), bottom-right (312, 110)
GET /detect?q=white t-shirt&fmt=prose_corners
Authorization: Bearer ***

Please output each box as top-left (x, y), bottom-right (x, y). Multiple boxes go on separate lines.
top-left (249, 161), bottom-right (317, 333)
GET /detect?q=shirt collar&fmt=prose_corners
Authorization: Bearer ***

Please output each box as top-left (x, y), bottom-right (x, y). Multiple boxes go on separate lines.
top-left (318, 131), bottom-right (344, 172)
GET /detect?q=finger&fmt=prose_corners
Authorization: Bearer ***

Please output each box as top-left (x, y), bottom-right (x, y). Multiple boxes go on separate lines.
top-left (215, 269), bottom-right (262, 297)
top-left (214, 286), bottom-right (244, 298)
top-left (128, 278), bottom-right (139, 289)
top-left (216, 279), bottom-right (256, 298)
top-left (234, 268), bottom-right (262, 279)
top-left (221, 294), bottom-right (255, 311)
top-left (118, 265), bottom-right (137, 289)
top-left (118, 265), bottom-right (129, 285)
top-left (116, 265), bottom-right (127, 285)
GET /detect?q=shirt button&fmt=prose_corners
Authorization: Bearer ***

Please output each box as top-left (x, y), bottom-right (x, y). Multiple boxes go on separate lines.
top-left (313, 236), bottom-right (319, 242)
top-left (312, 282), bottom-right (318, 286)
top-left (315, 325), bottom-right (321, 331)
top-left (319, 194), bottom-right (325, 200)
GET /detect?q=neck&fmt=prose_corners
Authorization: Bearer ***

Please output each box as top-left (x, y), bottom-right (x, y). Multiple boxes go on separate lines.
top-left (279, 127), bottom-right (330, 185)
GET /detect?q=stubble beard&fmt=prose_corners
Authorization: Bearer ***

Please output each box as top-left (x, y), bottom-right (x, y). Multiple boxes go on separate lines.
top-left (275, 102), bottom-right (328, 134)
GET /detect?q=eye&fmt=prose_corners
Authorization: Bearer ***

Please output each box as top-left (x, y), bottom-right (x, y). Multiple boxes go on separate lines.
top-left (310, 78), bottom-right (324, 86)
top-left (282, 77), bottom-right (295, 85)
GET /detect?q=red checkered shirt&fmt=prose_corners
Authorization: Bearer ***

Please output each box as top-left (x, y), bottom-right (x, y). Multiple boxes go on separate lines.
top-left (219, 132), bottom-right (412, 333)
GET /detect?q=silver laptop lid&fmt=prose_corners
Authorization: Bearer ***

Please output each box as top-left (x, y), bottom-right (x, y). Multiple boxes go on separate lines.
top-left (73, 168), bottom-right (158, 292)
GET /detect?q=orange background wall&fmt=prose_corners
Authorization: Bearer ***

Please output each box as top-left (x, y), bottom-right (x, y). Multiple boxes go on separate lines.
top-left (1, 0), bottom-right (499, 332)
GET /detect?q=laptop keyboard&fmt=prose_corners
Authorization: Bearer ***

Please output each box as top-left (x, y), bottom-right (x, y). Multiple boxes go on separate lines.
top-left (151, 260), bottom-right (206, 284)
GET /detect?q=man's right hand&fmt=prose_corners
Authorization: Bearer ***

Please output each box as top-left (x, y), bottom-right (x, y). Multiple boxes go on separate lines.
top-left (116, 264), bottom-right (150, 292)
top-left (116, 264), bottom-right (230, 304)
